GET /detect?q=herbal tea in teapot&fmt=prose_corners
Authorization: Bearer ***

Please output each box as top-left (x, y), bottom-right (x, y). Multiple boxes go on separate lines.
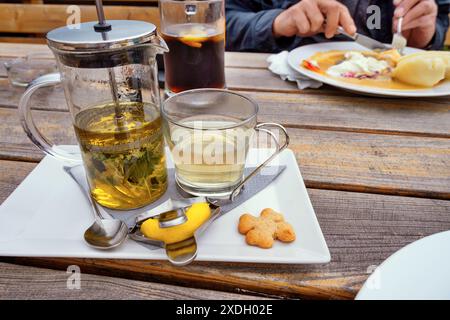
top-left (74, 101), bottom-right (167, 210)
top-left (17, 20), bottom-right (169, 210)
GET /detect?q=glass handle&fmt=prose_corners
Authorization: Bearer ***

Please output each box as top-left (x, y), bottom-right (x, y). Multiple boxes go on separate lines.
top-left (229, 122), bottom-right (290, 201)
top-left (18, 72), bottom-right (82, 163)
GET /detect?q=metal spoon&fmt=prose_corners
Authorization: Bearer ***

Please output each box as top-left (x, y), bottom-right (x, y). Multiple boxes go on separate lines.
top-left (165, 236), bottom-right (198, 266)
top-left (83, 193), bottom-right (129, 250)
top-left (63, 166), bottom-right (129, 250)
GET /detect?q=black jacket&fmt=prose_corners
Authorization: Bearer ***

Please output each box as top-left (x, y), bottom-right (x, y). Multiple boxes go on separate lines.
top-left (225, 0), bottom-right (449, 52)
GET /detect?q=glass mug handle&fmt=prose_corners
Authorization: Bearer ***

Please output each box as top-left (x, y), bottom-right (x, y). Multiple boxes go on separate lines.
top-left (229, 122), bottom-right (290, 201)
top-left (18, 72), bottom-right (82, 164)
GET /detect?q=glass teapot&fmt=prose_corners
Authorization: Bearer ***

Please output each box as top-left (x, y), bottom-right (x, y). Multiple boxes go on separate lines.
top-left (18, 20), bottom-right (169, 210)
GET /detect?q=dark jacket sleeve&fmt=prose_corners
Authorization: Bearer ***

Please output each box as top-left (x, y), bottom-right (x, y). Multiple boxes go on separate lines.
top-left (225, 0), bottom-right (296, 52)
top-left (429, 2), bottom-right (449, 50)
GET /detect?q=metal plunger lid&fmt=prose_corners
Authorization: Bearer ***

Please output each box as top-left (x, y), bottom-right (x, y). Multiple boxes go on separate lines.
top-left (46, 0), bottom-right (157, 52)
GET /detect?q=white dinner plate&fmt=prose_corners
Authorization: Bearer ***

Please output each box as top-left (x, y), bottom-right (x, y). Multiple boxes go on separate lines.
top-left (0, 146), bottom-right (330, 264)
top-left (288, 41), bottom-right (450, 98)
top-left (356, 230), bottom-right (450, 300)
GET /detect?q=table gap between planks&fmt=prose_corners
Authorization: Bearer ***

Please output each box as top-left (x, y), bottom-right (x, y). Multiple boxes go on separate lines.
top-left (0, 43), bottom-right (449, 300)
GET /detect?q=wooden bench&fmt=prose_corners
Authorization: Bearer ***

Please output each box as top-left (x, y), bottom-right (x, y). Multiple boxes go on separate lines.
top-left (446, 21), bottom-right (450, 47)
top-left (0, 2), bottom-right (160, 43)
top-left (0, 2), bottom-right (448, 46)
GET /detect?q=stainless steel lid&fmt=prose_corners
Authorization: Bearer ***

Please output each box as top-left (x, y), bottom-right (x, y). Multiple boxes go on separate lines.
top-left (46, 20), bottom-right (157, 52)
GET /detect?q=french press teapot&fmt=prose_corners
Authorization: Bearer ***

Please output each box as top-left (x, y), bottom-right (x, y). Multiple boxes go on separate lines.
top-left (18, 5), bottom-right (170, 210)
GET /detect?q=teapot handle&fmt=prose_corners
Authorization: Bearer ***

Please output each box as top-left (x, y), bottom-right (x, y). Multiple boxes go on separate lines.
top-left (18, 73), bottom-right (83, 163)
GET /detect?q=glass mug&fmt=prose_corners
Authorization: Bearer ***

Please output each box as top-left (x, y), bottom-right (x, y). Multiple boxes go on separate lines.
top-left (159, 0), bottom-right (226, 96)
top-left (18, 21), bottom-right (169, 210)
top-left (162, 89), bottom-right (289, 199)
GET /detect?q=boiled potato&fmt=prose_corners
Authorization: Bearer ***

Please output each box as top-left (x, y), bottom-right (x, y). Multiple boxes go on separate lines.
top-left (392, 52), bottom-right (448, 87)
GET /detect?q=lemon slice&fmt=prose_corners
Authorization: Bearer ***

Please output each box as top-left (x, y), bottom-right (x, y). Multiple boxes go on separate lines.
top-left (140, 202), bottom-right (211, 244)
top-left (178, 27), bottom-right (210, 48)
top-left (179, 35), bottom-right (209, 48)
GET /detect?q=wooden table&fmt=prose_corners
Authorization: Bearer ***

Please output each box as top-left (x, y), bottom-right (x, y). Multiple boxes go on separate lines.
top-left (0, 43), bottom-right (449, 300)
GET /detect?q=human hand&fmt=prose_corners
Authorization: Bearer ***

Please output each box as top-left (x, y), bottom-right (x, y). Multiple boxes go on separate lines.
top-left (273, 0), bottom-right (356, 39)
top-left (393, 0), bottom-right (438, 48)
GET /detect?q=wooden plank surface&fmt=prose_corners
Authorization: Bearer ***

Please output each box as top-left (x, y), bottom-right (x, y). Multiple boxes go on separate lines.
top-left (0, 262), bottom-right (264, 300)
top-left (55, 0), bottom-right (159, 3)
top-left (225, 52), bottom-right (269, 69)
top-left (1, 43), bottom-right (449, 300)
top-left (246, 91), bottom-right (450, 138)
top-left (1, 47), bottom-right (266, 67)
top-left (0, 107), bottom-right (448, 199)
top-left (0, 4), bottom-right (160, 34)
top-left (1, 164), bottom-right (449, 299)
top-left (226, 67), bottom-right (302, 93)
top-left (447, 14), bottom-right (450, 46)
top-left (0, 43), bottom-right (52, 58)
top-left (2, 81), bottom-right (449, 137)
top-left (0, 37), bottom-right (47, 44)
top-left (0, 77), bottom-right (449, 139)
top-left (0, 160), bottom-right (37, 203)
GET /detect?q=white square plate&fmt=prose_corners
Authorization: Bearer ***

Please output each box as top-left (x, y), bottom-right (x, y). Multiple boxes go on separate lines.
top-left (0, 147), bottom-right (330, 264)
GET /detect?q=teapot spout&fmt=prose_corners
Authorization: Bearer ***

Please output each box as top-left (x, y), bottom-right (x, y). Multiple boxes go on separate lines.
top-left (151, 34), bottom-right (169, 54)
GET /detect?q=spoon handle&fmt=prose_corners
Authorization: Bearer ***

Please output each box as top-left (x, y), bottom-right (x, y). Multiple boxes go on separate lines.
top-left (87, 192), bottom-right (106, 222)
top-left (165, 236), bottom-right (198, 266)
top-left (63, 166), bottom-right (105, 222)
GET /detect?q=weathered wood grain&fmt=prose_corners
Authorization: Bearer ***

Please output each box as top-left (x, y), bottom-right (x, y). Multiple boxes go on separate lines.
top-left (0, 45), bottom-right (268, 67)
top-left (0, 160), bottom-right (36, 203)
top-left (1, 79), bottom-right (449, 138)
top-left (225, 52), bottom-right (270, 69)
top-left (0, 78), bottom-right (66, 111)
top-left (0, 4), bottom-right (160, 34)
top-left (0, 48), bottom-right (269, 71)
top-left (21, 1), bottom-right (44, 4)
top-left (0, 60), bottom-right (302, 95)
top-left (1, 174), bottom-right (449, 299)
top-left (0, 107), bottom-right (448, 199)
top-left (57, 0), bottom-right (159, 3)
top-left (0, 262), bottom-right (264, 300)
top-left (0, 43), bottom-right (52, 59)
top-left (0, 37), bottom-right (47, 45)
top-left (289, 129), bottom-right (450, 199)
top-left (0, 45), bottom-right (351, 95)
top-left (1, 43), bottom-right (449, 300)
top-left (226, 67), bottom-right (302, 93)
top-left (0, 53), bottom-right (268, 77)
top-left (238, 91), bottom-right (450, 138)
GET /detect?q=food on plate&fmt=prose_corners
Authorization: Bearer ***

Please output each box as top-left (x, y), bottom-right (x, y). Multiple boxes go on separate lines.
top-left (140, 202), bottom-right (211, 244)
top-left (326, 51), bottom-right (391, 79)
top-left (392, 51), bottom-right (450, 87)
top-left (238, 208), bottom-right (296, 249)
top-left (302, 49), bottom-right (449, 90)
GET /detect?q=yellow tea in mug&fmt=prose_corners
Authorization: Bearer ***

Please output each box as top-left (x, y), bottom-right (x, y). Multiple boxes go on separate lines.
top-left (166, 117), bottom-right (254, 192)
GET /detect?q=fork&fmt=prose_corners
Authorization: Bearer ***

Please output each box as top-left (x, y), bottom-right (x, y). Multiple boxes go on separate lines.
top-left (392, 17), bottom-right (407, 55)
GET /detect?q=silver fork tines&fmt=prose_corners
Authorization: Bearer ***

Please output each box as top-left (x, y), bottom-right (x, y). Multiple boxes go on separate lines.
top-left (392, 17), bottom-right (407, 55)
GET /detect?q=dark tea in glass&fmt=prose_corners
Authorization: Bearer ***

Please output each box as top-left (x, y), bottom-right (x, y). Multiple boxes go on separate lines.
top-left (159, 0), bottom-right (225, 96)
top-left (162, 23), bottom-right (225, 94)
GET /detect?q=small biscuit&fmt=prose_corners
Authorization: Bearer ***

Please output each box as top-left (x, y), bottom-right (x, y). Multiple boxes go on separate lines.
top-left (276, 221), bottom-right (296, 242)
top-left (238, 214), bottom-right (258, 234)
top-left (238, 208), bottom-right (296, 249)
